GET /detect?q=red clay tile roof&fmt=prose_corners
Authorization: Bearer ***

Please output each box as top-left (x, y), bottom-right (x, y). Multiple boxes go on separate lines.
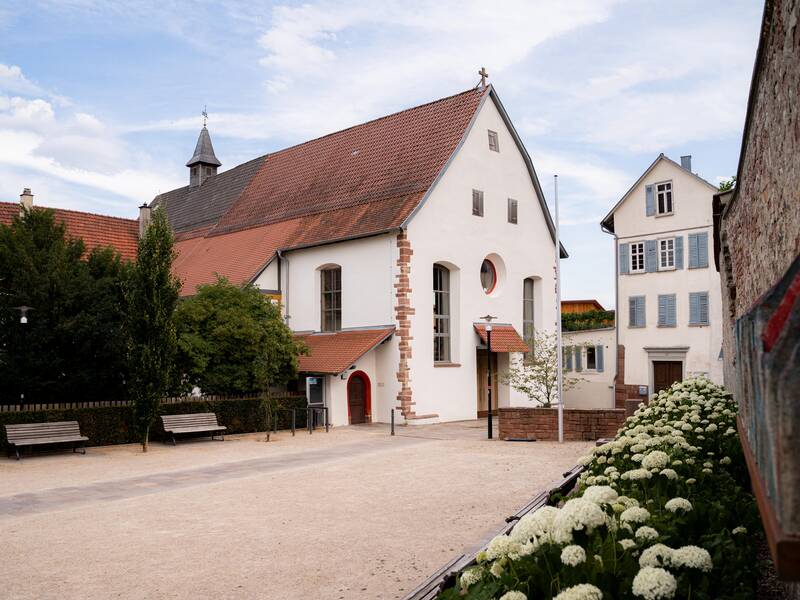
top-left (474, 323), bottom-right (530, 353)
top-left (160, 87), bottom-right (488, 294)
top-left (294, 327), bottom-right (395, 374)
top-left (0, 202), bottom-right (139, 262)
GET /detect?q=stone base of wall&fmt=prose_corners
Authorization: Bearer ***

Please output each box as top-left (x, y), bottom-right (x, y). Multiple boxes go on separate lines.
top-left (499, 407), bottom-right (627, 442)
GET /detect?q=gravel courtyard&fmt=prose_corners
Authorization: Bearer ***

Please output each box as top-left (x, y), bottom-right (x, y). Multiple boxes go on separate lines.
top-left (0, 422), bottom-right (591, 600)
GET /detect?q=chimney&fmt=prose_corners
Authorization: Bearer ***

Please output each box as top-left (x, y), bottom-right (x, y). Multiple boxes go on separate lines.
top-left (680, 155), bottom-right (692, 172)
top-left (19, 188), bottom-right (33, 215)
top-left (138, 203), bottom-right (152, 238)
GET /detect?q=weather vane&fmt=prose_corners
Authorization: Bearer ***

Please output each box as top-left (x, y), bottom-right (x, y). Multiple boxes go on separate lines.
top-left (202, 105), bottom-right (208, 127)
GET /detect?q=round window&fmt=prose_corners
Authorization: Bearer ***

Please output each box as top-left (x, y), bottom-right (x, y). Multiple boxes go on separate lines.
top-left (480, 259), bottom-right (496, 294)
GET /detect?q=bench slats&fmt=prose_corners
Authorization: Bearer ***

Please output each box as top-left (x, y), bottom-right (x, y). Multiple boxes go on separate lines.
top-left (161, 413), bottom-right (225, 444)
top-left (6, 421), bottom-right (84, 445)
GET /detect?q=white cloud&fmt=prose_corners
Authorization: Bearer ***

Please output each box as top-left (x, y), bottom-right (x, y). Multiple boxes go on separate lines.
top-left (0, 64), bottom-right (42, 95)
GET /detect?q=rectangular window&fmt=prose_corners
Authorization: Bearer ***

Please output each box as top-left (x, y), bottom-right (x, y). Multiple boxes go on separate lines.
top-left (656, 182), bottom-right (673, 215)
top-left (586, 346), bottom-right (596, 370)
top-left (508, 198), bottom-right (518, 224)
top-left (320, 267), bottom-right (342, 332)
top-left (658, 294), bottom-right (677, 327)
top-left (433, 265), bottom-right (451, 362)
top-left (488, 130), bottom-right (499, 152)
top-left (659, 238), bottom-right (675, 270)
top-left (630, 242), bottom-right (645, 273)
top-left (523, 278), bottom-right (535, 350)
top-left (472, 189), bottom-right (484, 217)
top-left (629, 295), bottom-right (646, 327)
top-left (689, 291), bottom-right (710, 325)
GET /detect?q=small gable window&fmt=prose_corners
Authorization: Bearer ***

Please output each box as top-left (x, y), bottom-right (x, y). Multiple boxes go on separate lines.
top-left (488, 130), bottom-right (499, 152)
top-left (656, 182), bottom-right (673, 215)
top-left (508, 198), bottom-right (518, 224)
top-left (320, 266), bottom-right (342, 332)
top-left (472, 189), bottom-right (484, 217)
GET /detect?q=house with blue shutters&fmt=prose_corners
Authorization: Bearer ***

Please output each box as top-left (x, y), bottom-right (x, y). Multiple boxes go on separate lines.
top-left (601, 154), bottom-right (724, 406)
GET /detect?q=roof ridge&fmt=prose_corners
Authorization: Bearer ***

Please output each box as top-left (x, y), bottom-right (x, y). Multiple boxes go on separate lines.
top-left (259, 86), bottom-right (486, 161)
top-left (0, 201), bottom-right (138, 224)
top-left (154, 155), bottom-right (267, 201)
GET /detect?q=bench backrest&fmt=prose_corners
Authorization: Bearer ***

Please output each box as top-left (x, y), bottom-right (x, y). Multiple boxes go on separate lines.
top-left (161, 413), bottom-right (220, 429)
top-left (5, 421), bottom-right (82, 443)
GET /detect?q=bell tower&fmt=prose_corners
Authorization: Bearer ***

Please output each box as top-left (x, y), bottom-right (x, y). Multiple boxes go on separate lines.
top-left (186, 109), bottom-right (221, 187)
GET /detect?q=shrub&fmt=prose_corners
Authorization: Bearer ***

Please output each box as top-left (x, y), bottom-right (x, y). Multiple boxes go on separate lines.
top-left (439, 377), bottom-right (761, 600)
top-left (0, 396), bottom-right (309, 451)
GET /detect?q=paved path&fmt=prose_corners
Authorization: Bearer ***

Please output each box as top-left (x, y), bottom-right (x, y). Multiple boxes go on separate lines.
top-left (0, 436), bottom-right (427, 518)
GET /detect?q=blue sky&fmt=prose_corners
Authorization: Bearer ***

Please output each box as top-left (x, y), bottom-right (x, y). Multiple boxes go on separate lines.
top-left (0, 0), bottom-right (762, 307)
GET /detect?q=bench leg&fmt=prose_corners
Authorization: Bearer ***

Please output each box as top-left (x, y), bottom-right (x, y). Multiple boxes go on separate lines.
top-left (73, 442), bottom-right (86, 455)
top-left (172, 433), bottom-right (177, 446)
top-left (15, 447), bottom-right (20, 461)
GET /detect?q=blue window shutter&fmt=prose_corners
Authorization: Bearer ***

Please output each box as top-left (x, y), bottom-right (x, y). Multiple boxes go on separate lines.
top-left (658, 295), bottom-right (667, 326)
top-left (688, 233), bottom-right (699, 268)
top-left (596, 345), bottom-right (604, 372)
top-left (689, 292), bottom-right (700, 324)
top-left (700, 292), bottom-right (709, 324)
top-left (619, 243), bottom-right (629, 275)
top-left (629, 297), bottom-right (637, 326)
top-left (645, 185), bottom-right (655, 216)
top-left (697, 232), bottom-right (709, 268)
top-left (565, 346), bottom-right (573, 370)
top-left (575, 347), bottom-right (583, 371)
top-left (674, 235), bottom-right (684, 269)
top-left (645, 240), bottom-right (657, 272)
top-left (637, 296), bottom-right (646, 327)
top-left (668, 294), bottom-right (677, 326)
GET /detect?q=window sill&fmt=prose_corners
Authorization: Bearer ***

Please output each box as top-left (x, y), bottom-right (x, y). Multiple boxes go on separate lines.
top-left (688, 265), bottom-right (708, 270)
top-left (658, 266), bottom-right (676, 272)
top-left (434, 362), bottom-right (462, 368)
top-left (628, 325), bottom-right (646, 329)
top-left (655, 212), bottom-right (674, 218)
top-left (688, 323), bottom-right (709, 327)
top-left (657, 324), bottom-right (677, 328)
top-left (629, 270), bottom-right (646, 275)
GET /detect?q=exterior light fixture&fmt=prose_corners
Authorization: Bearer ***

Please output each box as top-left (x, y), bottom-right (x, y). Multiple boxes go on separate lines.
top-left (481, 314), bottom-right (497, 439)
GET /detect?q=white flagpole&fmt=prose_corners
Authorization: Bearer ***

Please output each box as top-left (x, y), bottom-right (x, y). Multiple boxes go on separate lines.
top-left (554, 175), bottom-right (564, 443)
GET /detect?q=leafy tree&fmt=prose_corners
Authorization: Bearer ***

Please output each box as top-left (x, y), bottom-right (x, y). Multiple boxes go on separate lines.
top-left (175, 277), bottom-right (303, 396)
top-left (502, 331), bottom-right (582, 407)
top-left (125, 208), bottom-right (180, 451)
top-left (718, 177), bottom-right (736, 192)
top-left (0, 208), bottom-right (128, 403)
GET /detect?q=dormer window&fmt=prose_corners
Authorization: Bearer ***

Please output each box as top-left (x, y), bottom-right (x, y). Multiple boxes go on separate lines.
top-left (656, 182), bottom-right (673, 215)
top-left (488, 130), bottom-right (499, 152)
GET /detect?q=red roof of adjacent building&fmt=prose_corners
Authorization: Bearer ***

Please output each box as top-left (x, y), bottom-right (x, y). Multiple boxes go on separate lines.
top-left (473, 323), bottom-right (530, 353)
top-left (294, 327), bottom-right (395, 374)
top-left (159, 87), bottom-right (489, 295)
top-left (0, 202), bottom-right (139, 262)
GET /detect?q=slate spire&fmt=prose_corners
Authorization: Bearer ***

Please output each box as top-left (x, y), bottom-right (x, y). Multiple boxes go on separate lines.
top-left (186, 125), bottom-right (221, 186)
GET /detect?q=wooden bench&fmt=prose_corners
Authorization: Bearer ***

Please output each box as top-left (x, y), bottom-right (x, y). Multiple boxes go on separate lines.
top-left (4, 421), bottom-right (89, 460)
top-left (161, 413), bottom-right (226, 445)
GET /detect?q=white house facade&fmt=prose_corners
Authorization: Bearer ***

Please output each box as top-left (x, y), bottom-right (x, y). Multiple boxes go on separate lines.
top-left (562, 327), bottom-right (616, 409)
top-left (601, 154), bottom-right (724, 405)
top-left (155, 85), bottom-right (564, 427)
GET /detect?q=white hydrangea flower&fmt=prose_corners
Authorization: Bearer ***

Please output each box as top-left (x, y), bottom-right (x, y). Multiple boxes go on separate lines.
top-left (577, 455), bottom-right (594, 466)
top-left (706, 423), bottom-right (718, 432)
top-left (732, 526), bottom-right (747, 535)
top-left (622, 468), bottom-right (653, 481)
top-left (635, 526), bottom-right (659, 542)
top-left (639, 544), bottom-right (674, 568)
top-left (631, 453), bottom-right (645, 463)
top-left (490, 560), bottom-right (505, 578)
top-left (632, 566), bottom-right (677, 600)
top-left (511, 505), bottom-right (559, 543)
top-left (685, 478), bottom-right (697, 485)
top-left (672, 545), bottom-right (712, 572)
top-left (552, 498), bottom-right (608, 543)
top-left (659, 469), bottom-right (678, 480)
top-left (460, 566), bottom-right (483, 590)
top-left (621, 507), bottom-right (651, 524)
top-left (664, 497), bottom-right (693, 513)
top-left (485, 535), bottom-right (521, 561)
top-left (641, 451), bottom-right (670, 470)
top-left (554, 584), bottom-right (603, 600)
top-left (703, 461), bottom-right (713, 468)
top-left (720, 456), bottom-right (732, 465)
top-left (583, 485), bottom-right (619, 505)
top-left (499, 592), bottom-right (527, 600)
top-left (560, 544), bottom-right (587, 566)
top-left (702, 468), bottom-right (713, 474)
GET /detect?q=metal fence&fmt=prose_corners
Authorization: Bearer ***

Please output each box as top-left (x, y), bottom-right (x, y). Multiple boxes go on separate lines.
top-left (0, 392), bottom-right (306, 413)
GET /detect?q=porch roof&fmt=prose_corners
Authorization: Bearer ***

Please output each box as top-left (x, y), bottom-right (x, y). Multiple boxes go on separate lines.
top-left (294, 327), bottom-right (395, 374)
top-left (473, 323), bottom-right (530, 353)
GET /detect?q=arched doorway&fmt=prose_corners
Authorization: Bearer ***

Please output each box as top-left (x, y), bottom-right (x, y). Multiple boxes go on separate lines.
top-left (347, 371), bottom-right (371, 424)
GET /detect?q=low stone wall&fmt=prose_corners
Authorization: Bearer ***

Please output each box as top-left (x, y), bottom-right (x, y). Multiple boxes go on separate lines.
top-left (499, 407), bottom-right (627, 442)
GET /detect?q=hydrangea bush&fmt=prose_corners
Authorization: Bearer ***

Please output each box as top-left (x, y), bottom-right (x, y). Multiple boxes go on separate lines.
top-left (439, 377), bottom-right (760, 600)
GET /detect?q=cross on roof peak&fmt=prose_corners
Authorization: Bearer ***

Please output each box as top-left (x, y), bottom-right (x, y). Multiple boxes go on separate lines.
top-left (478, 67), bottom-right (489, 88)
top-left (202, 105), bottom-right (208, 127)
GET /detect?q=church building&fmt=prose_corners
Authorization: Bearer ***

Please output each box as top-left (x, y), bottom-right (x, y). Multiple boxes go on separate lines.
top-left (152, 84), bottom-right (565, 426)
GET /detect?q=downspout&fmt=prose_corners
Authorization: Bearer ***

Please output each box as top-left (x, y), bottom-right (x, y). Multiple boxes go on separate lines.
top-left (601, 222), bottom-right (619, 408)
top-left (277, 249), bottom-right (290, 326)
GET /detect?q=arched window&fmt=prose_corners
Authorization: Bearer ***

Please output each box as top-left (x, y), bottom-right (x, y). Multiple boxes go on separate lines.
top-left (481, 259), bottom-right (496, 294)
top-left (523, 278), bottom-right (535, 349)
top-left (320, 266), bottom-right (341, 331)
top-left (433, 264), bottom-right (451, 362)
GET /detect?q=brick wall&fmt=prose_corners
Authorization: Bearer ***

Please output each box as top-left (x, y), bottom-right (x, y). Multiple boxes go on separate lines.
top-left (499, 407), bottom-right (627, 442)
top-left (394, 230), bottom-right (416, 417)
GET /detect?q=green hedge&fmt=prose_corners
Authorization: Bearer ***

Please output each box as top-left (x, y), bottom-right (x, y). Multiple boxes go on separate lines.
top-left (0, 396), bottom-right (309, 449)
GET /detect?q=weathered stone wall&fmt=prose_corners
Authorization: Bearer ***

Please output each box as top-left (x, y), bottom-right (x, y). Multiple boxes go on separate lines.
top-left (394, 230), bottom-right (415, 417)
top-left (499, 407), bottom-right (627, 442)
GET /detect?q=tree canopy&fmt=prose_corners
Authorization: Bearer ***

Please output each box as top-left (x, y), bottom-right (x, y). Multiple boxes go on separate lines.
top-left (0, 208), bottom-right (129, 403)
top-left (175, 277), bottom-right (303, 395)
